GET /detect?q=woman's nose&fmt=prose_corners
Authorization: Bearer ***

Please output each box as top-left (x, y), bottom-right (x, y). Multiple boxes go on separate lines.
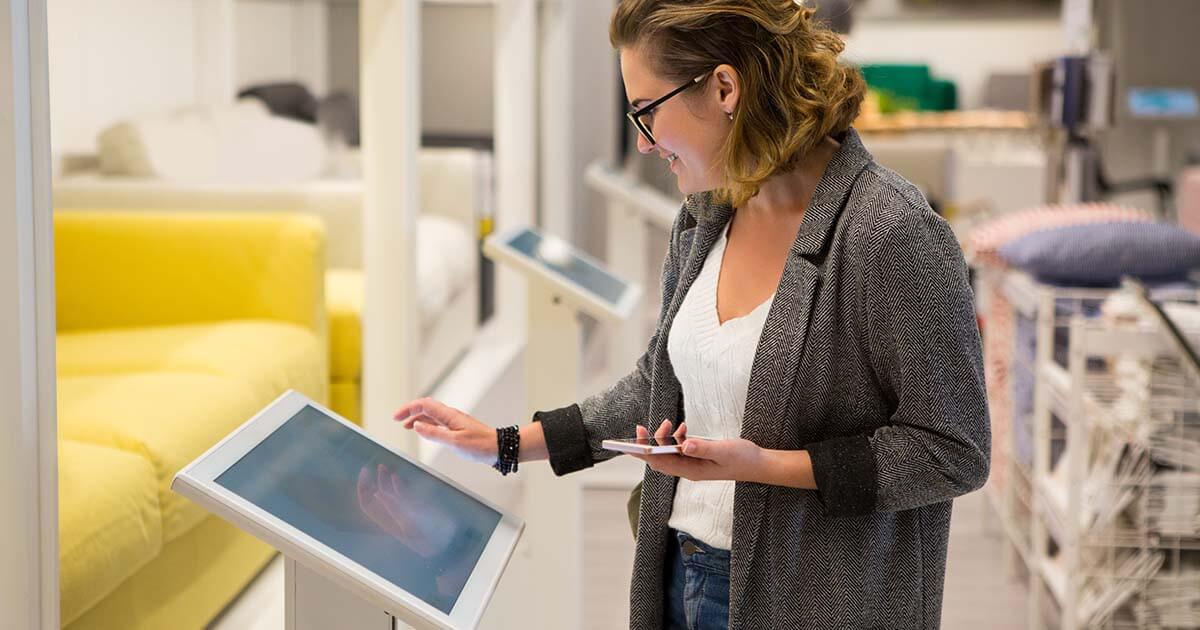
top-left (636, 132), bottom-right (656, 154)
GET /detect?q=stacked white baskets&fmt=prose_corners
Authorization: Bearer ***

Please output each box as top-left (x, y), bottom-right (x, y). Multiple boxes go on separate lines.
top-left (980, 267), bottom-right (1200, 629)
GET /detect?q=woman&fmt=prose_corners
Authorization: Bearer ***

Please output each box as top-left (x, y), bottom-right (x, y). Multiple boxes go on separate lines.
top-left (394, 1), bottom-right (990, 628)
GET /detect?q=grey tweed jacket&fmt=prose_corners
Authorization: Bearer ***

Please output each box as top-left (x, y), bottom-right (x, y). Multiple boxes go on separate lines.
top-left (534, 128), bottom-right (990, 629)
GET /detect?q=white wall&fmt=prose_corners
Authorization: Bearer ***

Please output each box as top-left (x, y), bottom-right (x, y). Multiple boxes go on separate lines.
top-left (235, 0), bottom-right (327, 95)
top-left (327, 1), bottom-right (496, 138)
top-left (422, 4), bottom-right (494, 138)
top-left (843, 17), bottom-right (1064, 109)
top-left (48, 0), bottom-right (203, 161)
top-left (47, 0), bottom-right (326, 170)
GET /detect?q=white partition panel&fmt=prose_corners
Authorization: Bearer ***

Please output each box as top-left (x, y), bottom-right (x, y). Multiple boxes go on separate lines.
top-left (361, 0), bottom-right (421, 453)
top-left (1, 0), bottom-right (58, 627)
top-left (538, 0), bottom-right (571, 238)
top-left (492, 0), bottom-right (538, 331)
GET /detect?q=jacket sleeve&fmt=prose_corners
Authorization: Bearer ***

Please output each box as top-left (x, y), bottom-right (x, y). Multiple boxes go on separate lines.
top-left (807, 206), bottom-right (991, 516)
top-left (534, 207), bottom-right (691, 477)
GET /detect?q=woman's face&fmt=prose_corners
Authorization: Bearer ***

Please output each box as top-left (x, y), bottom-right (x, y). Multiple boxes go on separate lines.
top-left (619, 46), bottom-right (737, 195)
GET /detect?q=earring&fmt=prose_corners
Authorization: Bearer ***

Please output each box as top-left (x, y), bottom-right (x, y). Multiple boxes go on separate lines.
top-left (727, 112), bottom-right (734, 121)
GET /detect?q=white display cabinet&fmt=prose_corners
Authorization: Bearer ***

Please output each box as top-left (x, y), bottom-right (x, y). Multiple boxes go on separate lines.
top-left (981, 267), bottom-right (1200, 630)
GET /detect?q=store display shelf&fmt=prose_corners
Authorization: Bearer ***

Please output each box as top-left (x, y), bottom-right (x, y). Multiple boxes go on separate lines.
top-left (1002, 270), bottom-right (1043, 319)
top-left (1036, 477), bottom-right (1200, 553)
top-left (1012, 469), bottom-right (1036, 512)
top-left (1040, 361), bottom-right (1072, 419)
top-left (1035, 474), bottom-right (1072, 546)
top-left (982, 268), bottom-right (1200, 629)
top-left (1039, 555), bottom-right (1070, 608)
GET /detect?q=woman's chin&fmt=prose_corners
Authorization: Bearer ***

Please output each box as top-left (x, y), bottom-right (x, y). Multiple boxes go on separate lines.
top-left (672, 172), bottom-right (695, 194)
top-left (676, 178), bottom-right (704, 195)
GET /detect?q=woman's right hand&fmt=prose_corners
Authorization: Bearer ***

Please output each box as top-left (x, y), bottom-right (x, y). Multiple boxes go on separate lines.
top-left (394, 397), bottom-right (498, 465)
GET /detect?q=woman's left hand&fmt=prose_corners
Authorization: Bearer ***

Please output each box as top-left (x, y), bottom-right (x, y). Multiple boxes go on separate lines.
top-left (628, 419), bottom-right (765, 482)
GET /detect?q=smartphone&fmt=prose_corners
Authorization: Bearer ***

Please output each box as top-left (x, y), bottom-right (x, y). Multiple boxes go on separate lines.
top-left (601, 436), bottom-right (687, 455)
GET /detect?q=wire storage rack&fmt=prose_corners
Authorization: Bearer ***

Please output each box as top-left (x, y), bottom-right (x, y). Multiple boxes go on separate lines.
top-left (980, 267), bottom-right (1200, 630)
top-left (979, 265), bottom-right (1039, 579)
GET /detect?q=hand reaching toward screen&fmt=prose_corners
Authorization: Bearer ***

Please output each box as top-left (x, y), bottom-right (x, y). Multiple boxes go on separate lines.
top-left (394, 398), bottom-right (499, 465)
top-left (356, 463), bottom-right (457, 559)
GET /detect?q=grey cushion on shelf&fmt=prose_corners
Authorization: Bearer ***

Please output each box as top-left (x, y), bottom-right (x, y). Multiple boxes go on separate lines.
top-left (998, 222), bottom-right (1200, 287)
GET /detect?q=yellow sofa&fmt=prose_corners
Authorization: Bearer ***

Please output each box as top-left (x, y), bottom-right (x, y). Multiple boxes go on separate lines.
top-left (55, 211), bottom-right (329, 629)
top-left (326, 268), bottom-right (364, 423)
top-left (54, 147), bottom-right (490, 426)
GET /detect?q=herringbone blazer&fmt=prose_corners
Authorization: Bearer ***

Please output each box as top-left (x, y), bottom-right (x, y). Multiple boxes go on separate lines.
top-left (535, 128), bottom-right (990, 629)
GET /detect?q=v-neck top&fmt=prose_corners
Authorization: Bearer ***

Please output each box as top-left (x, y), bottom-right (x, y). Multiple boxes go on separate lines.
top-left (665, 226), bottom-right (774, 550)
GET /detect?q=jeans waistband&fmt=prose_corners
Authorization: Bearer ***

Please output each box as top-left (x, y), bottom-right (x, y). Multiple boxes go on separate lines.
top-left (672, 529), bottom-right (731, 575)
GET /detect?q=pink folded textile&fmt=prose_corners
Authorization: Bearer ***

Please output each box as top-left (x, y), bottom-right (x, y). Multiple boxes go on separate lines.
top-left (966, 203), bottom-right (1154, 266)
top-left (1179, 167), bottom-right (1200, 238)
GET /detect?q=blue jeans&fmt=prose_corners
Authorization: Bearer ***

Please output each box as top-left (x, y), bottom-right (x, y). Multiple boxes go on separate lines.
top-left (664, 529), bottom-right (731, 630)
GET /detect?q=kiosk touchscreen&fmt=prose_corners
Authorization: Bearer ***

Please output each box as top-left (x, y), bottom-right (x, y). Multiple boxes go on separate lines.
top-left (172, 391), bottom-right (523, 630)
top-left (484, 226), bottom-right (641, 322)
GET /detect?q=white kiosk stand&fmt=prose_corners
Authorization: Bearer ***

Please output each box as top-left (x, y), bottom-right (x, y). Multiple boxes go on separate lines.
top-left (483, 226), bottom-right (641, 629)
top-left (172, 392), bottom-right (524, 630)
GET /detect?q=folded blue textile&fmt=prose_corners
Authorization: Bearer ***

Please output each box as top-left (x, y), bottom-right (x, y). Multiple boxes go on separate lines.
top-left (998, 222), bottom-right (1200, 287)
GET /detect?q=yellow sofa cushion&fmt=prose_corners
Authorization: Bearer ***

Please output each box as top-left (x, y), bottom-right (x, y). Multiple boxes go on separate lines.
top-left (57, 320), bottom-right (327, 541)
top-left (59, 440), bottom-right (163, 626)
top-left (63, 516), bottom-right (275, 630)
top-left (330, 381), bottom-right (362, 425)
top-left (57, 320), bottom-right (327, 398)
top-left (55, 211), bottom-right (325, 334)
top-left (327, 268), bottom-right (363, 383)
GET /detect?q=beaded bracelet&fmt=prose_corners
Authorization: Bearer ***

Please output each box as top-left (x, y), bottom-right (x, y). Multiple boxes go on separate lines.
top-left (493, 425), bottom-right (520, 475)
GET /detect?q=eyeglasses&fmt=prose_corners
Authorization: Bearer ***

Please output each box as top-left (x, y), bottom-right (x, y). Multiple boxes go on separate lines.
top-left (626, 72), bottom-right (709, 147)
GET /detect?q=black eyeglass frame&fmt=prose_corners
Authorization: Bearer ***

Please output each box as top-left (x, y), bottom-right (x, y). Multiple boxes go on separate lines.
top-left (625, 72), bottom-right (709, 147)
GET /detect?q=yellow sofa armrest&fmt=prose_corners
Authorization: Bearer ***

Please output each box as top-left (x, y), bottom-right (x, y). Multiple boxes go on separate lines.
top-left (55, 211), bottom-right (325, 333)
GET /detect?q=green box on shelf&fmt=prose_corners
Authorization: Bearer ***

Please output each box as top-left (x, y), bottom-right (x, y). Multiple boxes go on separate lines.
top-left (859, 63), bottom-right (957, 112)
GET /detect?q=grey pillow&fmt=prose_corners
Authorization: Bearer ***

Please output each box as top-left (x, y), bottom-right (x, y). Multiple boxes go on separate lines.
top-left (997, 222), bottom-right (1200, 287)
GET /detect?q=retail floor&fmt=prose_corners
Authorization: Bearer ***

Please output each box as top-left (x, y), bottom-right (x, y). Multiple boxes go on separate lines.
top-left (209, 486), bottom-right (1031, 629)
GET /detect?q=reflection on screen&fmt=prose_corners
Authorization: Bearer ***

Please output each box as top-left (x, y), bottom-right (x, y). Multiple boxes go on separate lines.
top-left (507, 228), bottom-right (628, 306)
top-left (216, 406), bottom-right (501, 614)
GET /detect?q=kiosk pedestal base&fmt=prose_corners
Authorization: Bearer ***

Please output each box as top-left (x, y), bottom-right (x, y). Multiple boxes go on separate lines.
top-left (521, 282), bottom-right (584, 629)
top-left (285, 557), bottom-right (416, 630)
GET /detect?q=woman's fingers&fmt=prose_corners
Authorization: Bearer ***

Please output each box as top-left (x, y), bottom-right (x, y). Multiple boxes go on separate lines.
top-left (655, 419), bottom-right (674, 441)
top-left (394, 398), bottom-right (456, 427)
top-left (400, 413), bottom-right (442, 430)
top-left (412, 420), bottom-right (454, 444)
top-left (674, 422), bottom-right (687, 442)
top-left (636, 424), bottom-right (649, 439)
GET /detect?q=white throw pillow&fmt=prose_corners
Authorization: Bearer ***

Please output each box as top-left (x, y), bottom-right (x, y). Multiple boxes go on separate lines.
top-left (416, 215), bottom-right (477, 325)
top-left (97, 99), bottom-right (328, 184)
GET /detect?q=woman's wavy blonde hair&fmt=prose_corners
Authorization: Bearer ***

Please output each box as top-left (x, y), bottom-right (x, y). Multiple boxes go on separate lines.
top-left (611, 0), bottom-right (865, 208)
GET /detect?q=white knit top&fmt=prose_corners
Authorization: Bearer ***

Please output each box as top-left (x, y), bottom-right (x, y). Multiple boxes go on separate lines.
top-left (665, 226), bottom-right (774, 550)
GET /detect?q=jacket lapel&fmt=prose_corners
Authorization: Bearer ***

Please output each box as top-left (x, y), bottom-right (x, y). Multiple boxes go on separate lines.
top-left (742, 130), bottom-right (872, 445)
top-left (728, 130), bottom-right (874, 606)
